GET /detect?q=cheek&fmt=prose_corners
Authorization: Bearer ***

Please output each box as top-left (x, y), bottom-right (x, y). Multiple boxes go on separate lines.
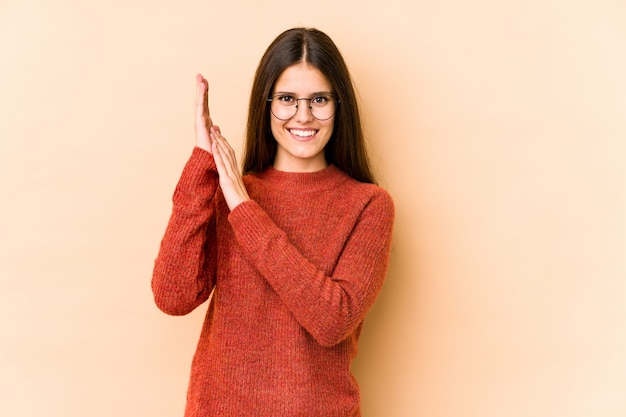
top-left (269, 118), bottom-right (282, 139)
top-left (324, 120), bottom-right (335, 139)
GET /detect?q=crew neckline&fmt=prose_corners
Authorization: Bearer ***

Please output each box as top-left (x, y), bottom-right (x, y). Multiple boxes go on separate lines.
top-left (255, 164), bottom-right (349, 192)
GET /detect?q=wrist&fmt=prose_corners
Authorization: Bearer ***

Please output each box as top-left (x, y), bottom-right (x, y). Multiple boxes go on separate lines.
top-left (228, 195), bottom-right (250, 211)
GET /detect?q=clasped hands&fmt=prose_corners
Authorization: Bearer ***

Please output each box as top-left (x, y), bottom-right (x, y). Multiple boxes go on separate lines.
top-left (195, 74), bottom-right (250, 211)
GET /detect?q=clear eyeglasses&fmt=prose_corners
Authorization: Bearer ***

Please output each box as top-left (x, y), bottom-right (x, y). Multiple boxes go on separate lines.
top-left (267, 94), bottom-right (338, 121)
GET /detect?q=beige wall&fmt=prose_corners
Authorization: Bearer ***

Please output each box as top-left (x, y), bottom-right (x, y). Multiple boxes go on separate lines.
top-left (1, 1), bottom-right (625, 416)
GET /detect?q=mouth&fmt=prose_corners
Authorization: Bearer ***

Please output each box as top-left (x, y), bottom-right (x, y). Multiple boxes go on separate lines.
top-left (289, 128), bottom-right (318, 140)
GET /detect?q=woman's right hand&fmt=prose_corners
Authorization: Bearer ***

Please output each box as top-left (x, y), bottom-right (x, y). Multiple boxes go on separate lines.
top-left (194, 73), bottom-right (213, 153)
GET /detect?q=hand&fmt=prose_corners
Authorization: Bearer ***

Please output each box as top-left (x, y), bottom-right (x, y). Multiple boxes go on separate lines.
top-left (210, 126), bottom-right (250, 211)
top-left (194, 74), bottom-right (213, 152)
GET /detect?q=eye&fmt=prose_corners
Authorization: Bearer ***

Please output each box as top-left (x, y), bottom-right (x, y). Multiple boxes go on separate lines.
top-left (276, 94), bottom-right (296, 104)
top-left (311, 96), bottom-right (330, 106)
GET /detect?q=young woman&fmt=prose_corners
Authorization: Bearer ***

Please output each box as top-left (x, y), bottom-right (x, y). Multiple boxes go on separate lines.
top-left (152, 27), bottom-right (394, 417)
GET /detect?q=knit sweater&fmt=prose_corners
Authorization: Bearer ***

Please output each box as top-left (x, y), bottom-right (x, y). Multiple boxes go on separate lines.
top-left (152, 147), bottom-right (395, 417)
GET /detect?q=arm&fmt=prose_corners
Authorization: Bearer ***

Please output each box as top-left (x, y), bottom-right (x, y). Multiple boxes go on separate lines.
top-left (151, 148), bottom-right (220, 315)
top-left (228, 191), bottom-right (395, 347)
top-left (198, 98), bottom-right (393, 345)
top-left (151, 74), bottom-right (222, 315)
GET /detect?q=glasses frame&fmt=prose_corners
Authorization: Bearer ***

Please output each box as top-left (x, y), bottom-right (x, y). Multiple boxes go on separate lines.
top-left (267, 94), bottom-right (339, 121)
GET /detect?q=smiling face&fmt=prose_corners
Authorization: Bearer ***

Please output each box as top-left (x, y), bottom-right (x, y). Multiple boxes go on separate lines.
top-left (270, 62), bottom-right (335, 172)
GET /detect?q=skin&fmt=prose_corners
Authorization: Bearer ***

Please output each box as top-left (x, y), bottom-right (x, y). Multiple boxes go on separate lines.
top-left (194, 63), bottom-right (335, 211)
top-left (270, 62), bottom-right (335, 173)
top-left (195, 73), bottom-right (250, 211)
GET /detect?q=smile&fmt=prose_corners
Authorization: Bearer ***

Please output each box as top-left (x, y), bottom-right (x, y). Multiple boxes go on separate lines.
top-left (289, 129), bottom-right (318, 138)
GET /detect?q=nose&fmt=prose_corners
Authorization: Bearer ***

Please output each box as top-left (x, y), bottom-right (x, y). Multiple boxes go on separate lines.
top-left (294, 98), bottom-right (314, 122)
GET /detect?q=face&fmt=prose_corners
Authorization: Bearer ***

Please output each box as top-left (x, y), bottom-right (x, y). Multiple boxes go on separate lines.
top-left (270, 62), bottom-right (335, 172)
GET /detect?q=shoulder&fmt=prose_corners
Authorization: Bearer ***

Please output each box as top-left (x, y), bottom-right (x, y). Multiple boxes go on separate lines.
top-left (334, 172), bottom-right (395, 222)
top-left (340, 170), bottom-right (394, 202)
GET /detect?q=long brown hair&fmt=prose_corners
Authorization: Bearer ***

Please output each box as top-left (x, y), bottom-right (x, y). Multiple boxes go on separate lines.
top-left (242, 27), bottom-right (376, 184)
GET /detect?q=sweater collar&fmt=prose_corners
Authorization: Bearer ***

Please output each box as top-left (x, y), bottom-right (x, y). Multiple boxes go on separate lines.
top-left (255, 164), bottom-right (349, 193)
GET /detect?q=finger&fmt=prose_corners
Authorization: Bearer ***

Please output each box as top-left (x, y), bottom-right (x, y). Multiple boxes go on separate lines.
top-left (211, 130), bottom-right (234, 175)
top-left (203, 78), bottom-right (210, 118)
top-left (195, 74), bottom-right (204, 113)
top-left (195, 74), bottom-right (209, 117)
top-left (212, 139), bottom-right (232, 182)
top-left (212, 127), bottom-right (236, 158)
top-left (211, 140), bottom-right (224, 172)
top-left (213, 135), bottom-right (245, 190)
top-left (210, 128), bottom-right (231, 161)
top-left (195, 82), bottom-right (205, 128)
top-left (214, 144), bottom-right (240, 188)
top-left (212, 127), bottom-right (235, 162)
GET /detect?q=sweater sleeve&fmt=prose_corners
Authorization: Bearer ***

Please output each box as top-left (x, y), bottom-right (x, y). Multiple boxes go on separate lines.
top-left (152, 147), bottom-right (220, 316)
top-left (228, 189), bottom-right (395, 347)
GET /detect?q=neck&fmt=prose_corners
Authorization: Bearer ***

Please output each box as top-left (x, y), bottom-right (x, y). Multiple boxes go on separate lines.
top-left (272, 156), bottom-right (328, 173)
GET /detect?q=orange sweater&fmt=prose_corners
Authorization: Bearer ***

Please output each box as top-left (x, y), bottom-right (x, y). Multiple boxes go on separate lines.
top-left (152, 147), bottom-right (394, 416)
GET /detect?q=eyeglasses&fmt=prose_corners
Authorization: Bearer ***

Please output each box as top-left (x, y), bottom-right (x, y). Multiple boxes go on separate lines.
top-left (267, 94), bottom-right (338, 121)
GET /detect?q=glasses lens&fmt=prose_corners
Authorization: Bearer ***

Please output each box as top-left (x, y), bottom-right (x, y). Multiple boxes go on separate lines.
top-left (310, 96), bottom-right (336, 120)
top-left (270, 97), bottom-right (297, 120)
top-left (270, 95), bottom-right (336, 121)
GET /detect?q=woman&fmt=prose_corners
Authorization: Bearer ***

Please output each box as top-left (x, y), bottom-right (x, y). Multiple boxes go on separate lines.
top-left (152, 27), bottom-right (394, 416)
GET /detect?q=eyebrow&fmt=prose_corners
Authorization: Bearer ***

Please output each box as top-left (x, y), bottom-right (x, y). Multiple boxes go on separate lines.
top-left (273, 90), bottom-right (333, 97)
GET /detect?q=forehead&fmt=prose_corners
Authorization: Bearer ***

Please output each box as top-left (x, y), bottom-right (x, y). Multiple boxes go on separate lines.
top-left (273, 62), bottom-right (332, 93)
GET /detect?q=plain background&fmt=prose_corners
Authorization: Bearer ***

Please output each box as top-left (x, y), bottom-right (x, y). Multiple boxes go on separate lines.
top-left (1, 0), bottom-right (625, 416)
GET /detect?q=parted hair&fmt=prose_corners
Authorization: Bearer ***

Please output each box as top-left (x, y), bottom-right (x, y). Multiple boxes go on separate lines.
top-left (242, 27), bottom-right (376, 184)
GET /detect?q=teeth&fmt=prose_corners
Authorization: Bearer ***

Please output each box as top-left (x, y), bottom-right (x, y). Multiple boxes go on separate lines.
top-left (290, 129), bottom-right (316, 137)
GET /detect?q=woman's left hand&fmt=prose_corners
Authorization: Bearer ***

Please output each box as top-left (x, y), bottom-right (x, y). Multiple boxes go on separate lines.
top-left (210, 126), bottom-right (250, 211)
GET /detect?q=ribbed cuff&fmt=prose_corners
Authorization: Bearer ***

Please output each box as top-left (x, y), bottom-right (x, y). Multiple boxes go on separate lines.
top-left (173, 147), bottom-right (218, 207)
top-left (228, 201), bottom-right (280, 256)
